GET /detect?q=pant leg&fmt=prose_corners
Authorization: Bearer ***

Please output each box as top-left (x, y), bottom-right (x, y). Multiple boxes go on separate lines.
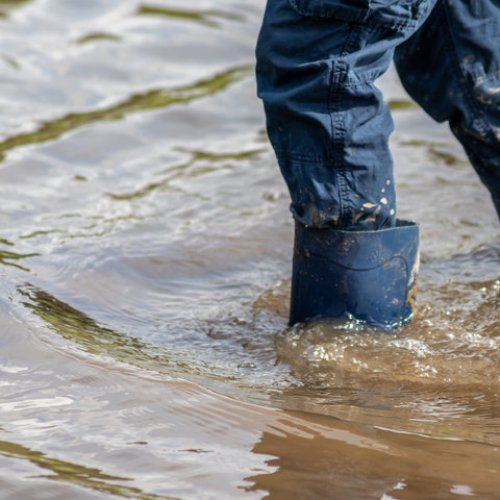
top-left (256, 0), bottom-right (436, 229)
top-left (395, 0), bottom-right (500, 218)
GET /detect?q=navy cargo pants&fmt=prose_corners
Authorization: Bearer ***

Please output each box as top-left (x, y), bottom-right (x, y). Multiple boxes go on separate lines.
top-left (256, 0), bottom-right (500, 230)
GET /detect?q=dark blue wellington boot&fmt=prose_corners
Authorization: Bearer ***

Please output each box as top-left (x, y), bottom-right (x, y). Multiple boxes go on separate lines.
top-left (289, 220), bottom-right (420, 328)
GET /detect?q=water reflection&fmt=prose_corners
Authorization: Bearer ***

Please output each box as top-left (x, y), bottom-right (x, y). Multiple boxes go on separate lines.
top-left (387, 98), bottom-right (417, 111)
top-left (75, 32), bottom-right (123, 45)
top-left (0, 53), bottom-right (19, 68)
top-left (253, 242), bottom-right (500, 444)
top-left (20, 285), bottom-right (171, 368)
top-left (19, 285), bottom-right (281, 390)
top-left (107, 148), bottom-right (265, 201)
top-left (399, 139), bottom-right (467, 168)
top-left (136, 4), bottom-right (245, 27)
top-left (0, 440), bottom-right (169, 499)
top-left (0, 65), bottom-right (252, 162)
top-left (0, 0), bottom-right (32, 19)
top-left (0, 249), bottom-right (39, 271)
top-left (245, 410), bottom-right (500, 498)
top-left (1, 0), bottom-right (499, 496)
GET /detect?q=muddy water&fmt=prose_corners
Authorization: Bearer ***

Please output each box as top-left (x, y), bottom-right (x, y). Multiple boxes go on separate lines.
top-left (0, 0), bottom-right (499, 498)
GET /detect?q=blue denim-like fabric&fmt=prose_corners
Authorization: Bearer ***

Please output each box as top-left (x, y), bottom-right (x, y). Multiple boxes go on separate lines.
top-left (256, 0), bottom-right (500, 229)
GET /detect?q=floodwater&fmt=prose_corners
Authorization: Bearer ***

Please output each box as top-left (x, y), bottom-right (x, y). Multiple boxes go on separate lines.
top-left (0, 0), bottom-right (499, 498)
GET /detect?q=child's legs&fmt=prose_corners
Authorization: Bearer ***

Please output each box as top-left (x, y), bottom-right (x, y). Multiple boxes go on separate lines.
top-left (256, 0), bottom-right (437, 229)
top-left (395, 0), bottom-right (500, 217)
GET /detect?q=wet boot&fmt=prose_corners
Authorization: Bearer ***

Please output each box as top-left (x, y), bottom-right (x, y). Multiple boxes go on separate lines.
top-left (289, 221), bottom-right (420, 328)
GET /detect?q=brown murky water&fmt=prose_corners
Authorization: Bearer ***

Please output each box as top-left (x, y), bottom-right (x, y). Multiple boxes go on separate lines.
top-left (0, 1), bottom-right (499, 498)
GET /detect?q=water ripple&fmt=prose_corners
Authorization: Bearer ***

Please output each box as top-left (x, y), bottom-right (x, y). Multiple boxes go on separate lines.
top-left (0, 65), bottom-right (252, 162)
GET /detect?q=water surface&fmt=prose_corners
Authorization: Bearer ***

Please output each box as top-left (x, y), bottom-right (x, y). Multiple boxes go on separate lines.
top-left (0, 0), bottom-right (499, 498)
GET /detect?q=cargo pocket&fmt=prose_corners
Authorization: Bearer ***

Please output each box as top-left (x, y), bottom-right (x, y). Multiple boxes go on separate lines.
top-left (288, 0), bottom-right (371, 23)
top-left (369, 0), bottom-right (431, 31)
top-left (289, 0), bottom-right (431, 31)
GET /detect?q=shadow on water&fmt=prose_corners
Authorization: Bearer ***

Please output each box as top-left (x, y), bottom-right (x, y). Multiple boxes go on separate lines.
top-left (0, 65), bottom-right (252, 162)
top-left (0, 440), bottom-right (173, 500)
top-left (136, 4), bottom-right (245, 28)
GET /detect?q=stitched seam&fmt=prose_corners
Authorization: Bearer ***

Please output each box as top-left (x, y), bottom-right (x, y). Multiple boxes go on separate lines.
top-left (328, 22), bottom-right (358, 159)
top-left (288, 0), bottom-right (424, 29)
top-left (329, 23), bottom-right (364, 227)
top-left (289, 0), bottom-right (369, 23)
top-left (368, 8), bottom-right (424, 33)
top-left (369, 19), bottom-right (417, 32)
top-left (368, 0), bottom-right (430, 31)
top-left (275, 150), bottom-right (326, 162)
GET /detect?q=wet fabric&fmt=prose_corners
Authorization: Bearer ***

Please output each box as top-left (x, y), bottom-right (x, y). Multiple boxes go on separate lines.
top-left (256, 0), bottom-right (500, 229)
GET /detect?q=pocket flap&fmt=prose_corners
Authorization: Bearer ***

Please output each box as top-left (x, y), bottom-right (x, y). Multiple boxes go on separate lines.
top-left (289, 0), bottom-right (370, 22)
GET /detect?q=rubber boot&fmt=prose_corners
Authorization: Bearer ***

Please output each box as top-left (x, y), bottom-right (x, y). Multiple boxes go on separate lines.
top-left (289, 220), bottom-right (420, 328)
